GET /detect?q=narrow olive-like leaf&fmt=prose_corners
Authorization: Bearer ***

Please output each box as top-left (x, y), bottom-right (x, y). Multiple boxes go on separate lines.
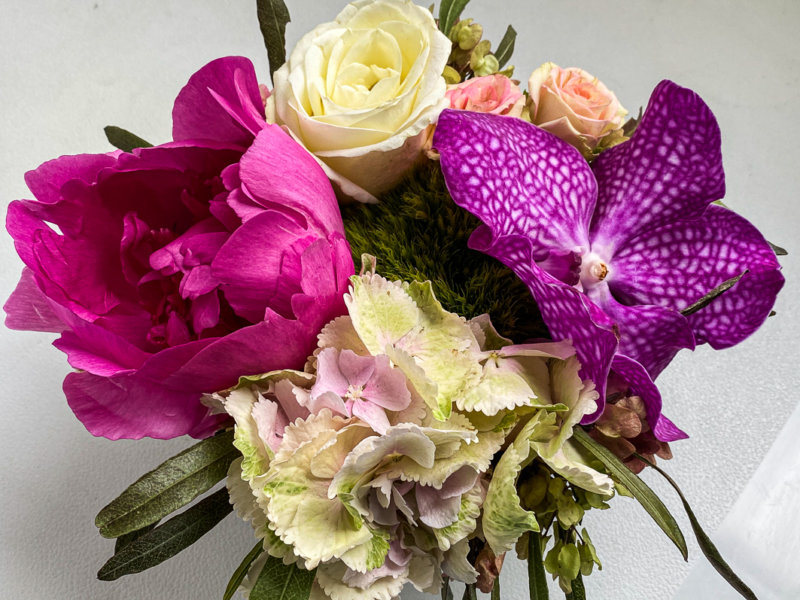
top-left (528, 532), bottom-right (549, 600)
top-left (223, 542), bottom-right (264, 600)
top-left (442, 576), bottom-right (455, 600)
top-left (96, 429), bottom-right (237, 538)
top-left (97, 488), bottom-right (232, 581)
top-left (249, 554), bottom-right (316, 600)
top-left (438, 0), bottom-right (470, 36)
top-left (565, 572), bottom-right (586, 600)
top-left (114, 522), bottom-right (157, 553)
top-left (494, 25), bottom-right (516, 69)
top-left (256, 0), bottom-right (291, 83)
top-left (680, 271), bottom-right (748, 316)
top-left (636, 455), bottom-right (759, 600)
top-left (572, 429), bottom-right (688, 559)
top-left (768, 241), bottom-right (788, 256)
top-left (104, 126), bottom-right (153, 152)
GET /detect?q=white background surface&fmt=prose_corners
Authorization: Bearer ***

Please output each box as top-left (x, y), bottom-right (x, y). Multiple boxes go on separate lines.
top-left (1, 1), bottom-right (799, 599)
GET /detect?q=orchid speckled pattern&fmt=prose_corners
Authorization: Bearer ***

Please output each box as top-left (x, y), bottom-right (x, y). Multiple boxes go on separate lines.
top-left (433, 80), bottom-right (783, 439)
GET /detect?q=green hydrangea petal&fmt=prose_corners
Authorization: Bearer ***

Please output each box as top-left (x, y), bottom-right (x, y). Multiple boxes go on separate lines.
top-left (432, 481), bottom-right (484, 552)
top-left (441, 537), bottom-right (478, 584)
top-left (316, 561), bottom-right (405, 600)
top-left (264, 413), bottom-right (375, 569)
top-left (482, 413), bottom-right (559, 553)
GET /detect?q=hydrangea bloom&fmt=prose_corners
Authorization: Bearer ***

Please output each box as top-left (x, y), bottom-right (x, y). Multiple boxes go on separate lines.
top-left (4, 57), bottom-right (353, 439)
top-left (433, 80), bottom-right (784, 437)
top-left (218, 267), bottom-right (608, 600)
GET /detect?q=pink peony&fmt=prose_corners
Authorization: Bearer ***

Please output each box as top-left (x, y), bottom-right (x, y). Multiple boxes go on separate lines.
top-left (445, 74), bottom-right (524, 117)
top-left (527, 62), bottom-right (627, 155)
top-left (5, 57), bottom-right (354, 440)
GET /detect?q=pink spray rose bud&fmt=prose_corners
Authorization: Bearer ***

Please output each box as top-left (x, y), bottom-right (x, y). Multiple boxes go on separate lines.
top-left (445, 74), bottom-right (524, 118)
top-left (527, 62), bottom-right (627, 156)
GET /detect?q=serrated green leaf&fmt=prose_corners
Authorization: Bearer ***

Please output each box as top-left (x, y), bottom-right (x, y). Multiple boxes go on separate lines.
top-left (97, 488), bottom-right (232, 581)
top-left (680, 270), bottom-right (747, 316)
top-left (250, 554), bottom-right (316, 600)
top-left (256, 0), bottom-right (291, 83)
top-left (439, 0), bottom-right (470, 36)
top-left (572, 428), bottom-right (687, 559)
top-left (104, 126), bottom-right (153, 152)
top-left (636, 455), bottom-right (758, 600)
top-left (528, 532), bottom-right (549, 600)
top-left (223, 542), bottom-right (264, 600)
top-left (494, 25), bottom-right (516, 69)
top-left (96, 429), bottom-right (238, 538)
top-left (113, 522), bottom-right (157, 553)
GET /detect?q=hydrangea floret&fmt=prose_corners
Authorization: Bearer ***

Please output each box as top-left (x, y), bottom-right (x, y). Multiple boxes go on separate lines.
top-left (212, 261), bottom-right (608, 599)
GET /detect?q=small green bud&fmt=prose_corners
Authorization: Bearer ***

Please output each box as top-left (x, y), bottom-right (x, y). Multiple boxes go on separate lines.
top-left (442, 65), bottom-right (461, 85)
top-left (519, 471), bottom-right (549, 509)
top-left (470, 40), bottom-right (499, 76)
top-left (449, 18), bottom-right (483, 51)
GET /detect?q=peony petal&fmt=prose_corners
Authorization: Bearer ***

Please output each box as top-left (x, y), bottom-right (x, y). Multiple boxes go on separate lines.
top-left (172, 56), bottom-right (265, 147)
top-left (238, 125), bottom-right (345, 235)
top-left (64, 370), bottom-right (226, 440)
top-left (589, 80), bottom-right (725, 256)
top-left (433, 108), bottom-right (596, 258)
top-left (4, 267), bottom-right (65, 332)
top-left (610, 204), bottom-right (784, 350)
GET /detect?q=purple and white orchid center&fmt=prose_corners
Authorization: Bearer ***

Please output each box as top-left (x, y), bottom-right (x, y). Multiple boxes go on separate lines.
top-left (579, 252), bottom-right (611, 289)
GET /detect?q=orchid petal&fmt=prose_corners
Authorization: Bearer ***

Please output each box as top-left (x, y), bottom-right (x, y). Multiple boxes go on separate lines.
top-left (611, 204), bottom-right (784, 349)
top-left (433, 108), bottom-right (595, 256)
top-left (589, 80), bottom-right (725, 255)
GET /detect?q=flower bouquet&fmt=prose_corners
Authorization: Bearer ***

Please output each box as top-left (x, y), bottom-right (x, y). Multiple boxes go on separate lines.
top-left (3, 0), bottom-right (788, 599)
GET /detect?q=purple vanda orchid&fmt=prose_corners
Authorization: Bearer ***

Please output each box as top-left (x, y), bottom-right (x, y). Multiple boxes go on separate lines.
top-left (433, 80), bottom-right (783, 440)
top-left (5, 57), bottom-right (354, 440)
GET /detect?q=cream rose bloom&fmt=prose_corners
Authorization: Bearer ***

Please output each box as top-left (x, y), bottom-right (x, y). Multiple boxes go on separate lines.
top-left (527, 62), bottom-right (627, 157)
top-left (269, 0), bottom-right (451, 202)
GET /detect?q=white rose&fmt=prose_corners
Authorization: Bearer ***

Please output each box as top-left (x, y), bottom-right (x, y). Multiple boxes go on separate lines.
top-left (269, 0), bottom-right (451, 202)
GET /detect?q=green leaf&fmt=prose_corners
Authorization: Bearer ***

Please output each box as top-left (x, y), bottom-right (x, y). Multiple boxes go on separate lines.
top-left (528, 532), bottom-right (549, 600)
top-left (768, 241), bottom-right (788, 256)
top-left (572, 429), bottom-right (687, 559)
top-left (438, 0), bottom-right (470, 36)
top-left (96, 429), bottom-right (238, 538)
top-left (635, 455), bottom-right (759, 600)
top-left (97, 488), bottom-right (232, 581)
top-left (113, 522), bottom-right (157, 553)
top-left (104, 126), bottom-right (153, 152)
top-left (256, 0), bottom-right (291, 83)
top-left (680, 271), bottom-right (748, 317)
top-left (494, 25), bottom-right (516, 69)
top-left (565, 572), bottom-right (586, 600)
top-left (249, 554), bottom-right (316, 600)
top-left (223, 542), bottom-right (264, 600)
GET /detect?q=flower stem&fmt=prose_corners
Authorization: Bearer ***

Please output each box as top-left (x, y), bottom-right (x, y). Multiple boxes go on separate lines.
top-left (492, 574), bottom-right (501, 600)
top-left (565, 573), bottom-right (586, 600)
top-left (528, 532), bottom-right (549, 600)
